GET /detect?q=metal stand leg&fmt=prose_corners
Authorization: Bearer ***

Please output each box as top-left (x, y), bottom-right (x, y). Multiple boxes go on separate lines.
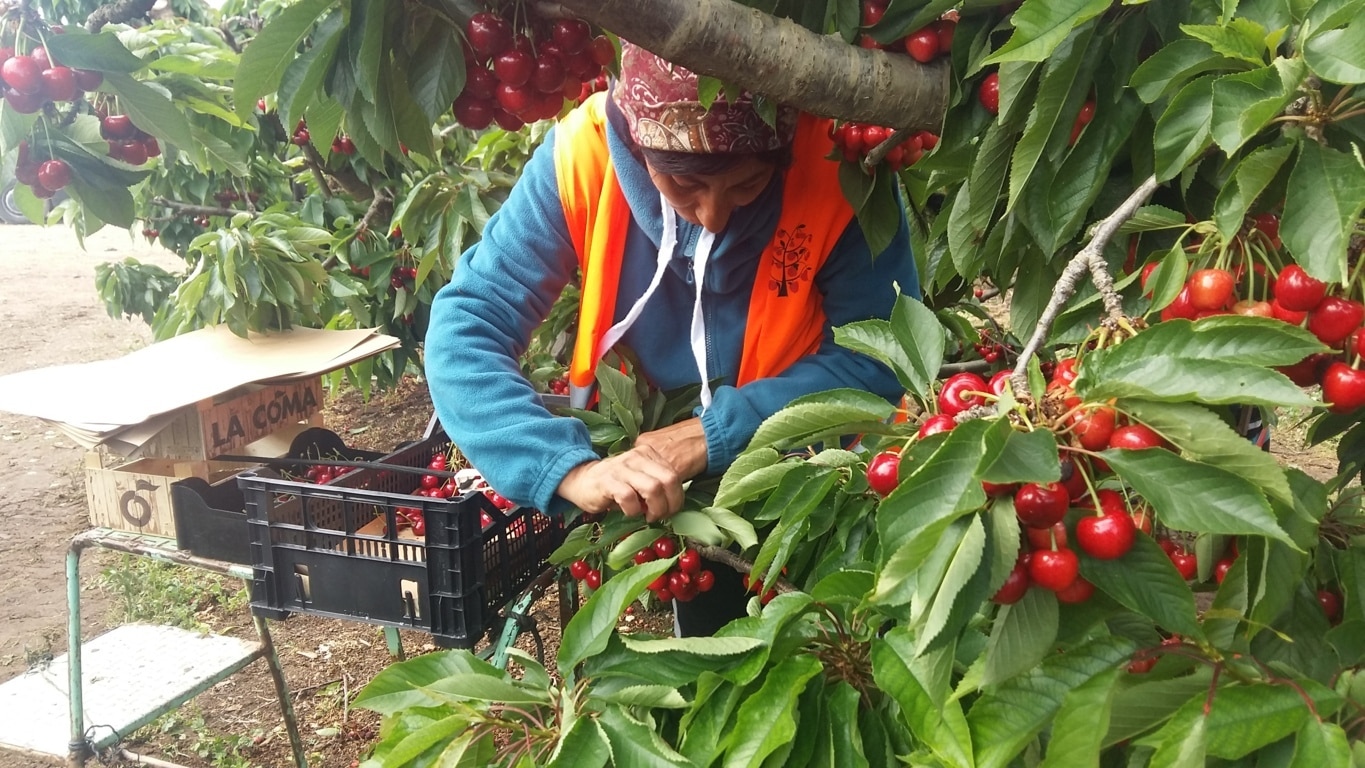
top-left (383, 626), bottom-right (405, 660)
top-left (65, 537), bottom-right (90, 768)
top-left (253, 615), bottom-right (308, 768)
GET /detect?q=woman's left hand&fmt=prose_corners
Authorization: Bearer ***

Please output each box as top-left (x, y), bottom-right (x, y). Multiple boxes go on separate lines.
top-left (634, 417), bottom-right (708, 481)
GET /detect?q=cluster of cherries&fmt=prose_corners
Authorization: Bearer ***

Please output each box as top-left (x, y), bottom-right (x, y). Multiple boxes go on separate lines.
top-left (451, 10), bottom-right (613, 132)
top-left (858, 1), bottom-right (956, 64)
top-left (330, 135), bottom-right (357, 156)
top-left (972, 328), bottom-right (1012, 364)
top-left (388, 265), bottom-right (419, 291)
top-left (100, 114), bottom-right (162, 165)
top-left (290, 119), bottom-right (312, 147)
top-left (545, 377), bottom-right (570, 396)
top-left (829, 122), bottom-right (939, 171)
top-left (1, 42), bottom-right (102, 113)
top-left (12, 141), bottom-right (70, 199)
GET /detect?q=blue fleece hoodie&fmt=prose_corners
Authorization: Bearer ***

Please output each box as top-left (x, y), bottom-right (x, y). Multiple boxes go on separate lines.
top-left (426, 103), bottom-right (920, 515)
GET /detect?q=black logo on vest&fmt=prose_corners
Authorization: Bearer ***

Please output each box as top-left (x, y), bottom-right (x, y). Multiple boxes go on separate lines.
top-left (768, 224), bottom-right (813, 297)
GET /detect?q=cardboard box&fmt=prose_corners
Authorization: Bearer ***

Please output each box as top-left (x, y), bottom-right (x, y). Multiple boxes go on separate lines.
top-left (84, 454), bottom-right (254, 538)
top-left (136, 378), bottom-right (324, 461)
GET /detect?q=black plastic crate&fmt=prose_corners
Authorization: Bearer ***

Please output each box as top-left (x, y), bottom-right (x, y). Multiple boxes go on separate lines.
top-left (172, 428), bottom-right (386, 565)
top-left (237, 435), bottom-right (563, 648)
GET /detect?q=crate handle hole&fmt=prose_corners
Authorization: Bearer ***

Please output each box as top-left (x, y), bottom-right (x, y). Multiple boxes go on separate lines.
top-left (401, 579), bottom-right (421, 620)
top-left (294, 565), bottom-right (311, 602)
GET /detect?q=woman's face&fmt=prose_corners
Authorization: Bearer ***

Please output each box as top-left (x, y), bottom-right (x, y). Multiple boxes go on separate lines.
top-left (645, 155), bottom-right (776, 234)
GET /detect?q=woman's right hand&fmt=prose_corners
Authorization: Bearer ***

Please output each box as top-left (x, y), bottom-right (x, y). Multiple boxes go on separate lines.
top-left (556, 444), bottom-right (686, 522)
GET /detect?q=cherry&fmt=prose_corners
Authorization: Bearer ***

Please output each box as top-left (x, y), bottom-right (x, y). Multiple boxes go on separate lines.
top-left (1128, 656), bottom-right (1158, 674)
top-left (585, 568), bottom-right (602, 590)
top-left (1318, 588), bottom-right (1342, 623)
top-left (905, 28), bottom-right (939, 63)
top-left (466, 12), bottom-right (514, 61)
top-left (531, 52), bottom-right (567, 94)
top-left (492, 108), bottom-right (524, 132)
top-left (982, 480), bottom-right (1018, 498)
top-left (73, 68), bottom-right (102, 91)
top-left (1029, 548), bottom-right (1079, 592)
top-left (1270, 298), bottom-right (1308, 325)
top-left (1187, 268), bottom-right (1235, 311)
top-left (696, 570), bottom-right (716, 592)
top-left (29, 47), bottom-right (50, 69)
top-left (633, 548), bottom-right (656, 565)
top-left (1130, 505), bottom-right (1154, 536)
top-left (1232, 299), bottom-right (1273, 318)
top-left (1213, 556), bottom-right (1235, 584)
top-left (1, 56), bottom-right (42, 94)
top-left (1160, 285), bottom-right (1198, 321)
top-left (4, 88), bottom-right (43, 114)
top-left (1068, 406), bottom-right (1116, 451)
top-left (866, 450), bottom-right (902, 497)
top-left (992, 556), bottom-right (1030, 605)
top-left (679, 549), bottom-right (702, 574)
top-left (493, 49), bottom-right (534, 88)
top-left (452, 94), bottom-right (495, 130)
top-left (862, 0), bottom-right (886, 26)
top-left (1055, 576), bottom-right (1095, 604)
top-left (934, 19), bottom-right (955, 52)
top-left (1307, 297), bottom-right (1365, 347)
top-left (1168, 548), bottom-right (1198, 580)
top-left (1273, 265), bottom-right (1327, 312)
top-left (938, 372), bottom-right (988, 416)
top-left (1025, 521), bottom-right (1067, 551)
top-left (569, 559), bottom-right (591, 580)
top-left (551, 19), bottom-right (592, 54)
top-left (1051, 357), bottom-right (1080, 387)
top-left (590, 36), bottom-right (615, 67)
top-left (36, 159), bottom-right (70, 191)
top-left (101, 114), bottom-right (136, 140)
top-left (1352, 328), bottom-right (1365, 361)
top-left (1321, 362), bottom-right (1365, 414)
top-left (668, 570), bottom-right (692, 596)
top-left (1108, 424), bottom-right (1165, 451)
top-left (652, 536), bottom-right (677, 559)
top-left (1058, 455), bottom-right (1089, 500)
top-left (495, 82), bottom-right (535, 116)
top-left (1076, 509), bottom-right (1136, 560)
top-left (41, 66), bottom-right (76, 102)
top-left (978, 71), bottom-right (1000, 115)
top-left (1014, 481), bottom-right (1069, 528)
top-left (1279, 352), bottom-right (1332, 387)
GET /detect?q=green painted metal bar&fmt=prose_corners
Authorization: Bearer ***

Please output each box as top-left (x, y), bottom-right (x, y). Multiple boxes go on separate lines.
top-left (65, 538), bottom-right (88, 768)
top-left (383, 626), bottom-right (405, 660)
top-left (253, 615), bottom-right (308, 768)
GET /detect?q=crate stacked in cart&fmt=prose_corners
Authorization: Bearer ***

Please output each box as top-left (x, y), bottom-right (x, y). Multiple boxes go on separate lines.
top-left (234, 433), bottom-right (563, 648)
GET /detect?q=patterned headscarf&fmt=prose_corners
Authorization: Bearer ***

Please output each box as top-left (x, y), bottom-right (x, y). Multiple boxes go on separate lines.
top-left (611, 41), bottom-right (798, 154)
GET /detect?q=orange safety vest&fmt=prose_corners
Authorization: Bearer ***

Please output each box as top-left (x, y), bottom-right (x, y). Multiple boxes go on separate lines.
top-left (555, 92), bottom-right (854, 390)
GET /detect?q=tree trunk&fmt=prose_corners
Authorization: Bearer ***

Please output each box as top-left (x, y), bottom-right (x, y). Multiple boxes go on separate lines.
top-left (550, 0), bottom-right (950, 131)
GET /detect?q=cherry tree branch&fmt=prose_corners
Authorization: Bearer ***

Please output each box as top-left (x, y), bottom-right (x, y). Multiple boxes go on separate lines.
top-left (1008, 174), bottom-right (1160, 400)
top-left (693, 542), bottom-right (797, 594)
top-left (85, 0), bottom-right (156, 32)
top-left (150, 197), bottom-right (241, 218)
top-left (864, 128), bottom-right (912, 170)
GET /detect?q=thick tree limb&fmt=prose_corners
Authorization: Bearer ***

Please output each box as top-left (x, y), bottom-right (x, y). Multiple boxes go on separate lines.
top-left (1008, 174), bottom-right (1160, 400)
top-left (151, 197), bottom-right (241, 218)
top-left (549, 0), bottom-right (950, 130)
top-left (86, 0), bottom-right (156, 32)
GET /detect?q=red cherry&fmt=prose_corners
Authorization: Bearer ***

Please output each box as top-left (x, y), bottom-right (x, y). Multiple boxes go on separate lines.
top-left (40, 66), bottom-right (76, 102)
top-left (0, 47), bottom-right (11, 66)
top-left (531, 52), bottom-right (567, 94)
top-left (1025, 521), bottom-right (1067, 551)
top-left (1232, 299), bottom-right (1274, 318)
top-left (117, 140), bottom-right (148, 165)
top-left (1273, 265), bottom-right (1327, 312)
top-left (1213, 556), bottom-right (1235, 584)
top-left (1187, 268), bottom-right (1236, 311)
top-left (1169, 549), bottom-right (1198, 580)
top-left (1068, 406), bottom-right (1116, 451)
top-left (933, 19), bottom-right (955, 53)
top-left (987, 370), bottom-right (1012, 396)
top-left (1055, 575), bottom-right (1095, 604)
top-left (1269, 298), bottom-right (1308, 325)
top-left (589, 36), bottom-right (615, 67)
top-left (569, 559), bottom-right (591, 580)
top-left (101, 114), bottom-right (136, 140)
top-left (1052, 357), bottom-right (1080, 387)
top-left (1278, 352), bottom-right (1333, 387)
top-left (1029, 549), bottom-right (1080, 592)
top-left (1076, 509), bottom-right (1137, 560)
top-left (466, 12), bottom-right (514, 61)
top-left (696, 570), bottom-right (716, 593)
top-left (1058, 456), bottom-right (1089, 501)
top-left (652, 536), bottom-right (677, 559)
top-left (1108, 424), bottom-right (1165, 451)
top-left (1321, 362), bottom-right (1365, 414)
top-left (992, 556), bottom-right (1030, 605)
top-left (938, 372), bottom-right (989, 416)
top-left (585, 569), bottom-right (602, 590)
top-left (551, 19), bottom-right (592, 54)
top-left (634, 548), bottom-right (657, 565)
top-left (1130, 505), bottom-right (1154, 536)
top-left (1307, 297), bottom-right (1365, 347)
top-left (1251, 212), bottom-right (1282, 249)
top-left (1014, 482), bottom-right (1070, 528)
top-left (866, 450), bottom-right (902, 497)
top-left (978, 71), bottom-right (1000, 115)
top-left (29, 47), bottom-right (50, 69)
top-left (4, 88), bottom-right (43, 113)
top-left (982, 480), bottom-right (1018, 498)
top-left (492, 49), bottom-right (535, 88)
top-left (1, 56), bottom-right (42, 94)
top-left (904, 28), bottom-right (939, 63)
top-left (73, 68), bottom-right (103, 91)
top-left (1351, 328), bottom-right (1365, 361)
top-left (36, 159), bottom-right (71, 191)
top-left (143, 136), bottom-right (161, 157)
top-left (452, 93), bottom-right (495, 130)
top-left (1160, 285), bottom-right (1198, 321)
top-left (679, 548), bottom-right (701, 574)
top-left (495, 82), bottom-right (535, 116)
top-left (1318, 588), bottom-right (1342, 623)
top-left (492, 108), bottom-right (524, 132)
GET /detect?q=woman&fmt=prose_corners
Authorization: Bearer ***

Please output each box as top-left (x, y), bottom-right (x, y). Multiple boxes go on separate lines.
top-left (426, 42), bottom-right (919, 635)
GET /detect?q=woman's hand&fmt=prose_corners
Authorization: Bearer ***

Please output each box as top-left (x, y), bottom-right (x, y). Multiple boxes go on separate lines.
top-left (557, 444), bottom-right (686, 522)
top-left (634, 417), bottom-right (708, 480)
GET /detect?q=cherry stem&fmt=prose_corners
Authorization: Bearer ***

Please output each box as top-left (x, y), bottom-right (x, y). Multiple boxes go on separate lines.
top-left (1204, 662), bottom-right (1222, 717)
top-left (1009, 175), bottom-right (1160, 403)
top-left (1326, 85), bottom-right (1354, 114)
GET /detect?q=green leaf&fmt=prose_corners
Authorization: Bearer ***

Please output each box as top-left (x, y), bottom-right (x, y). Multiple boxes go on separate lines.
top-left (597, 706), bottom-right (692, 767)
top-left (980, 428), bottom-right (1060, 484)
top-left (70, 181), bottom-right (134, 228)
top-left (44, 30), bottom-right (145, 72)
top-left (1104, 671), bottom-right (1214, 746)
top-left (619, 635), bottom-right (763, 656)
top-left (1178, 681), bottom-right (1336, 759)
top-left (834, 292), bottom-right (945, 400)
top-left (917, 513), bottom-right (987, 654)
top-left (1283, 140), bottom-right (1365, 284)
top-left (409, 24), bottom-right (467, 123)
top-left (425, 672), bottom-right (552, 705)
top-left (1210, 58), bottom-right (1306, 154)
top-left (983, 0), bottom-right (1111, 64)
top-left (968, 118), bottom-right (1015, 231)
top-left (354, 650), bottom-right (504, 714)
top-left (1290, 717), bottom-right (1353, 767)
top-left (102, 73), bottom-right (196, 151)
top-left (725, 655), bottom-right (824, 768)
top-left (677, 675), bottom-right (741, 766)
top-left (1117, 205), bottom-right (1192, 234)
top-left (1180, 19), bottom-right (1270, 64)
top-left (606, 527), bottom-right (663, 571)
top-left (1087, 315), bottom-right (1328, 370)
top-left (1039, 666), bottom-right (1122, 768)
top-left (1303, 17), bottom-right (1365, 83)
top-left (1148, 705), bottom-right (1207, 768)
top-left (381, 714), bottom-right (469, 767)
top-left (1153, 75), bottom-right (1216, 182)
top-left (715, 455), bottom-right (792, 510)
top-left (548, 717), bottom-right (610, 768)
top-left (745, 388), bottom-right (896, 452)
top-left (1101, 448), bottom-right (1294, 545)
top-left (1129, 39), bottom-right (1244, 103)
top-left (559, 558), bottom-right (673, 674)
top-left (1145, 244), bottom-right (1189, 312)
top-left (700, 506), bottom-right (759, 550)
top-left (352, 0), bottom-right (386, 104)
top-left (827, 681), bottom-right (870, 768)
top-left (1007, 22), bottom-right (1096, 209)
top-left (1079, 535), bottom-right (1204, 639)
top-left (234, 0), bottom-right (336, 118)
top-left (1213, 141), bottom-right (1294, 240)
top-left (1118, 399), bottom-right (1292, 504)
top-left (968, 635), bottom-right (1137, 768)
top-left (857, 167), bottom-right (903, 257)
top-left (983, 588), bottom-right (1059, 687)
top-left (591, 684), bottom-right (688, 708)
top-left (279, 11), bottom-right (345, 130)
